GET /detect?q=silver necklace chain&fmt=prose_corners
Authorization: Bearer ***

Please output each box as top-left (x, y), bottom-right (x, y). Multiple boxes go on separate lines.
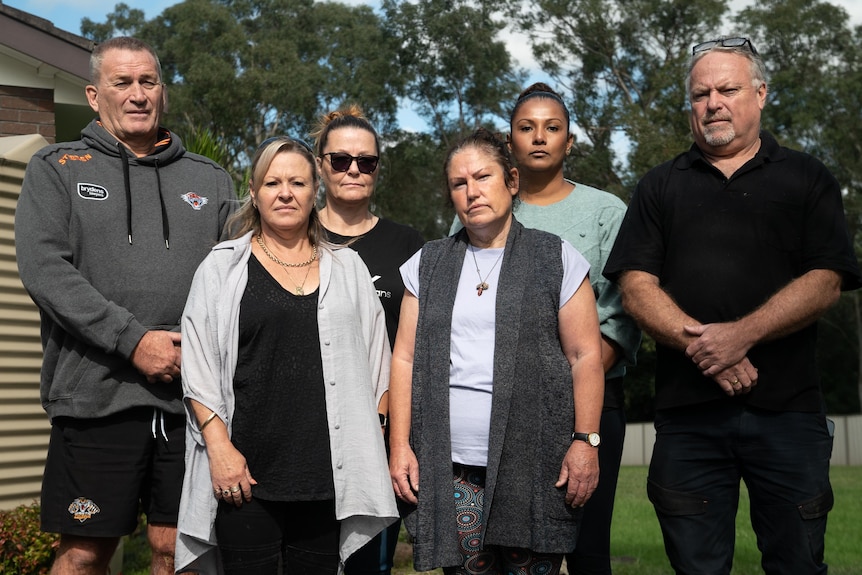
top-left (470, 245), bottom-right (504, 296)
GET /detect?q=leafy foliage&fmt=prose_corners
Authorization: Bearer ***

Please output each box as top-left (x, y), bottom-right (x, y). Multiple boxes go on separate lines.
top-left (382, 0), bottom-right (526, 147)
top-left (131, 0), bottom-right (404, 185)
top-left (376, 130), bottom-right (454, 240)
top-left (81, 2), bottom-right (147, 42)
top-left (80, 0), bottom-right (862, 413)
top-left (504, 0), bottom-right (728, 194)
top-left (0, 502), bottom-right (58, 575)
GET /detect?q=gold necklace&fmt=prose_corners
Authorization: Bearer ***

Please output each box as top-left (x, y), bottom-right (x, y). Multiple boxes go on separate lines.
top-left (256, 233), bottom-right (317, 267)
top-left (469, 245), bottom-right (504, 296)
top-left (281, 263), bottom-right (313, 295)
top-left (256, 234), bottom-right (317, 295)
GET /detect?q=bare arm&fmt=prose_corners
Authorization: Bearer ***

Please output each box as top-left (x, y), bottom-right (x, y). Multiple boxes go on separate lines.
top-left (389, 291), bottom-right (420, 505)
top-left (556, 277), bottom-right (605, 507)
top-left (188, 399), bottom-right (256, 506)
top-left (618, 270), bottom-right (700, 351)
top-left (618, 270), bottom-right (758, 395)
top-left (684, 269), bottom-right (842, 374)
top-left (601, 336), bottom-right (621, 374)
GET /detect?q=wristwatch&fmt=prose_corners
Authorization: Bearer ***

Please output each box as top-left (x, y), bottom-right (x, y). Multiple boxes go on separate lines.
top-left (572, 432), bottom-right (601, 447)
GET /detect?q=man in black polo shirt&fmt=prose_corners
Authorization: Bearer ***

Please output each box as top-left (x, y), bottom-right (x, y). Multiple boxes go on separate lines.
top-left (604, 37), bottom-right (861, 574)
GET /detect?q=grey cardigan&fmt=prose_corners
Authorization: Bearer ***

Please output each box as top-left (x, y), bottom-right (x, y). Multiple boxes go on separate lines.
top-left (175, 232), bottom-right (398, 573)
top-left (405, 219), bottom-right (581, 571)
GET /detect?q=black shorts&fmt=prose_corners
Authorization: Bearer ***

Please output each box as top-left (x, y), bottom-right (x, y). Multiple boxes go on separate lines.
top-left (41, 406), bottom-right (185, 537)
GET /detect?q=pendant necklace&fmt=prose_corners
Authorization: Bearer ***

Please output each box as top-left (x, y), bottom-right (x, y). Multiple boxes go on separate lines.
top-left (256, 234), bottom-right (317, 295)
top-left (281, 264), bottom-right (313, 295)
top-left (469, 244), bottom-right (504, 296)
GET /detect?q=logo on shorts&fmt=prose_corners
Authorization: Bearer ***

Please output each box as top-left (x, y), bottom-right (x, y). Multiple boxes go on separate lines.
top-left (68, 497), bottom-right (101, 523)
top-left (181, 192), bottom-right (208, 210)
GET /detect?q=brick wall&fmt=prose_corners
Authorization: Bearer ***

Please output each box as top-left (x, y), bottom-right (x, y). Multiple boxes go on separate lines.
top-left (0, 86), bottom-right (55, 144)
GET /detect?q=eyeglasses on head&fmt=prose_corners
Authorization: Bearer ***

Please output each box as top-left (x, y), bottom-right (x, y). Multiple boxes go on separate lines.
top-left (692, 37), bottom-right (758, 56)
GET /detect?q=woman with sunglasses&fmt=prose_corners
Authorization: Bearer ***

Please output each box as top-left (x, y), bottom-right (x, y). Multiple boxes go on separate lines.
top-left (312, 105), bottom-right (424, 575)
top-left (507, 83), bottom-right (641, 575)
top-left (175, 137), bottom-right (398, 574)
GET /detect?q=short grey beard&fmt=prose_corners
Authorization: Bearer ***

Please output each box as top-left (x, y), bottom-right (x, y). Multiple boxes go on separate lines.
top-left (703, 125), bottom-right (735, 147)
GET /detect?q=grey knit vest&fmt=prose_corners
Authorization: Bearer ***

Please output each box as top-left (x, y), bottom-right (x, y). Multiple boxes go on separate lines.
top-left (405, 218), bottom-right (582, 570)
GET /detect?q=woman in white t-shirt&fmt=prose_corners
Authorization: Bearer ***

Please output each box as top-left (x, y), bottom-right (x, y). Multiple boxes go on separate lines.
top-left (388, 128), bottom-right (605, 574)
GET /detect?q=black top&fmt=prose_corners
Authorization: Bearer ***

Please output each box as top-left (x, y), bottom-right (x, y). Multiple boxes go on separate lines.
top-left (324, 217), bottom-right (424, 348)
top-left (231, 255), bottom-right (334, 501)
top-left (604, 131), bottom-right (861, 412)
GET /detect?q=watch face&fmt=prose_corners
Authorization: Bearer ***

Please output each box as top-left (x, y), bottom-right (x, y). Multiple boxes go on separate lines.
top-left (588, 432), bottom-right (601, 447)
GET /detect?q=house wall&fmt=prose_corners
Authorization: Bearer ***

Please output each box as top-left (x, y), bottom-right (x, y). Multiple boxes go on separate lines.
top-left (0, 134), bottom-right (50, 510)
top-left (0, 86), bottom-right (56, 144)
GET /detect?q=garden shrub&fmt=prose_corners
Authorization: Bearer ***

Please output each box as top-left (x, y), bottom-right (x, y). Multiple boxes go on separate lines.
top-left (0, 501), bottom-right (58, 575)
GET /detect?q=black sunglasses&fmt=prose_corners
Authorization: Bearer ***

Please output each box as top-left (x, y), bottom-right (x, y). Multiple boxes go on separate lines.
top-left (322, 152), bottom-right (379, 174)
top-left (692, 37), bottom-right (758, 56)
top-left (257, 136), bottom-right (314, 154)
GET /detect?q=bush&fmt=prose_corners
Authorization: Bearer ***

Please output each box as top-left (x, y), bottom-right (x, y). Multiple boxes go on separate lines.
top-left (0, 501), bottom-right (58, 575)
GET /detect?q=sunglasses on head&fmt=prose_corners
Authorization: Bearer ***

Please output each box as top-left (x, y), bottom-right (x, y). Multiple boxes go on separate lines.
top-left (323, 152), bottom-right (379, 174)
top-left (692, 37), bottom-right (758, 56)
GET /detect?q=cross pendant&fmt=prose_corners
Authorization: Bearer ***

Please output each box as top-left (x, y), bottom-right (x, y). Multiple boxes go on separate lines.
top-left (476, 282), bottom-right (489, 296)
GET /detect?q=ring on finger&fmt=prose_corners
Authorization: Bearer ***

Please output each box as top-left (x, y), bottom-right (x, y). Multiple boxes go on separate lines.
top-left (230, 485), bottom-right (240, 494)
top-left (222, 489), bottom-right (231, 497)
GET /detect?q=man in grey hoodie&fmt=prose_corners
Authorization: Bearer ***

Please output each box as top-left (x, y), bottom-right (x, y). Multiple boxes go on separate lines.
top-left (15, 37), bottom-right (236, 575)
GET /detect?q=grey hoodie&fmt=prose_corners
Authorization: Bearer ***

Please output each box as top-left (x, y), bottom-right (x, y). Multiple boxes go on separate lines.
top-left (15, 119), bottom-right (237, 420)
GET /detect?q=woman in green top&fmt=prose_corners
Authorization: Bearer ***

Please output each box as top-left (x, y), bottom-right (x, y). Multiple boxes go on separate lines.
top-left (507, 82), bottom-right (641, 575)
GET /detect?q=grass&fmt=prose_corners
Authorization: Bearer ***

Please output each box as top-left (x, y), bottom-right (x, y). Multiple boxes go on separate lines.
top-left (123, 466), bottom-right (862, 575)
top-left (604, 466), bottom-right (862, 575)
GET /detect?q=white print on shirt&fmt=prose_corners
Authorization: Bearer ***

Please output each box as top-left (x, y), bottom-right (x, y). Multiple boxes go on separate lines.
top-left (371, 275), bottom-right (391, 299)
top-left (77, 183), bottom-right (108, 200)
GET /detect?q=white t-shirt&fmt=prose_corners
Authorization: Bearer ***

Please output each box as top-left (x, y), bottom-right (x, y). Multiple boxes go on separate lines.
top-left (400, 238), bottom-right (589, 466)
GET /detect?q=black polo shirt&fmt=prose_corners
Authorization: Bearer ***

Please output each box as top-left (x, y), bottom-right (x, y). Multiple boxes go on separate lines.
top-left (604, 131), bottom-right (861, 411)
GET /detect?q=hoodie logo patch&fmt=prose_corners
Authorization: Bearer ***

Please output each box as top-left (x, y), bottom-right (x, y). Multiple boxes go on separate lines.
top-left (77, 183), bottom-right (108, 200)
top-left (68, 497), bottom-right (101, 523)
top-left (181, 192), bottom-right (208, 210)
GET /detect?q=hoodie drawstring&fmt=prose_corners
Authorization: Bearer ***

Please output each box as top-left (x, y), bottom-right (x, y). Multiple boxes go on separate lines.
top-left (151, 407), bottom-right (169, 441)
top-left (154, 159), bottom-right (170, 249)
top-left (118, 144), bottom-right (133, 245)
top-left (118, 143), bottom-right (170, 249)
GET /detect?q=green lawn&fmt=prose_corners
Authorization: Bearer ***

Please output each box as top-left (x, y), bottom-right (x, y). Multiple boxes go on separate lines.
top-left (608, 466), bottom-right (862, 575)
top-left (123, 466), bottom-right (862, 575)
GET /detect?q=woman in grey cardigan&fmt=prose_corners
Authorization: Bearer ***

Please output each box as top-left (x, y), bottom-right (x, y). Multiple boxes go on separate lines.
top-left (176, 137), bottom-right (397, 574)
top-left (388, 129), bottom-right (605, 574)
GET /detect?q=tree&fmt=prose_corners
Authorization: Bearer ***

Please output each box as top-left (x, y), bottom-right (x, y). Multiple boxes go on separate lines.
top-left (375, 131), bottom-right (454, 240)
top-left (382, 0), bottom-right (526, 147)
top-left (80, 2), bottom-right (146, 42)
top-left (111, 0), bottom-right (406, 183)
top-left (506, 0), bottom-right (728, 195)
top-left (509, 0), bottom-right (862, 414)
top-left (737, 0), bottom-right (862, 411)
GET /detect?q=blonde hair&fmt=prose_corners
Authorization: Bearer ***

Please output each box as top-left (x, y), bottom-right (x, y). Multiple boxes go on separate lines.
top-left (227, 137), bottom-right (325, 246)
